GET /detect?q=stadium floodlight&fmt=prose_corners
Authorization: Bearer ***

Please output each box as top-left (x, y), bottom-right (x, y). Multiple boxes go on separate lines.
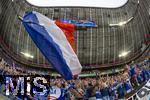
top-left (118, 21), bottom-right (127, 26)
top-left (26, 0), bottom-right (128, 8)
top-left (20, 52), bottom-right (34, 58)
top-left (119, 51), bottom-right (131, 57)
top-left (109, 17), bottom-right (133, 27)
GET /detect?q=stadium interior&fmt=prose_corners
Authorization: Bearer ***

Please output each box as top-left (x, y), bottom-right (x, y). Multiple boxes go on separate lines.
top-left (0, 0), bottom-right (149, 100)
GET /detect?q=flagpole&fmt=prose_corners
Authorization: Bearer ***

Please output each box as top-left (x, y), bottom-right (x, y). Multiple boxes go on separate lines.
top-left (18, 15), bottom-right (23, 21)
top-left (12, 0), bottom-right (23, 21)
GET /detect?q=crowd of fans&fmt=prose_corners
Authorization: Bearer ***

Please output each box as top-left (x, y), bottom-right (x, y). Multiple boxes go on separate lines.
top-left (0, 57), bottom-right (39, 75)
top-left (0, 56), bottom-right (149, 100)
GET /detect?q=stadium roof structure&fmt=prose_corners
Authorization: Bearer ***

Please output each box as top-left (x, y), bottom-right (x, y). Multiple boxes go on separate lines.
top-left (26, 0), bottom-right (128, 8)
top-left (0, 0), bottom-right (149, 69)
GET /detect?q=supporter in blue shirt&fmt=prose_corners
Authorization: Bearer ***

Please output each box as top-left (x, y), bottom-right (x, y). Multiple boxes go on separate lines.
top-left (129, 66), bottom-right (136, 78)
top-left (109, 85), bottom-right (116, 100)
top-left (86, 83), bottom-right (96, 100)
top-left (101, 87), bottom-right (110, 100)
top-left (48, 85), bottom-right (66, 100)
top-left (95, 87), bottom-right (103, 100)
top-left (83, 87), bottom-right (89, 99)
top-left (142, 68), bottom-right (149, 81)
top-left (145, 69), bottom-right (150, 79)
top-left (117, 83), bottom-right (125, 99)
top-left (137, 72), bottom-right (143, 84)
top-left (124, 81), bottom-right (132, 94)
top-left (96, 91), bottom-right (103, 100)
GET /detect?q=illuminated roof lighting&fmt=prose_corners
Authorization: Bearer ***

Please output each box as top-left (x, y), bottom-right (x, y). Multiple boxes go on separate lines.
top-left (109, 17), bottom-right (133, 26)
top-left (118, 21), bottom-right (127, 26)
top-left (119, 51), bottom-right (131, 57)
top-left (20, 52), bottom-right (34, 58)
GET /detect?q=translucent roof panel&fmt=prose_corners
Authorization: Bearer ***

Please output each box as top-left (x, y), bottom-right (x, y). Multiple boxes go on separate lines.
top-left (26, 0), bottom-right (128, 8)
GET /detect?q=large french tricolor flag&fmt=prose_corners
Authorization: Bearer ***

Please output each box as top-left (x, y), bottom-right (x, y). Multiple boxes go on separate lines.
top-left (22, 11), bottom-right (82, 80)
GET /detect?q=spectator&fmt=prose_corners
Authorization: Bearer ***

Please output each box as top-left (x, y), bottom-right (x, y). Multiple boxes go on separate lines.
top-left (0, 55), bottom-right (149, 100)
